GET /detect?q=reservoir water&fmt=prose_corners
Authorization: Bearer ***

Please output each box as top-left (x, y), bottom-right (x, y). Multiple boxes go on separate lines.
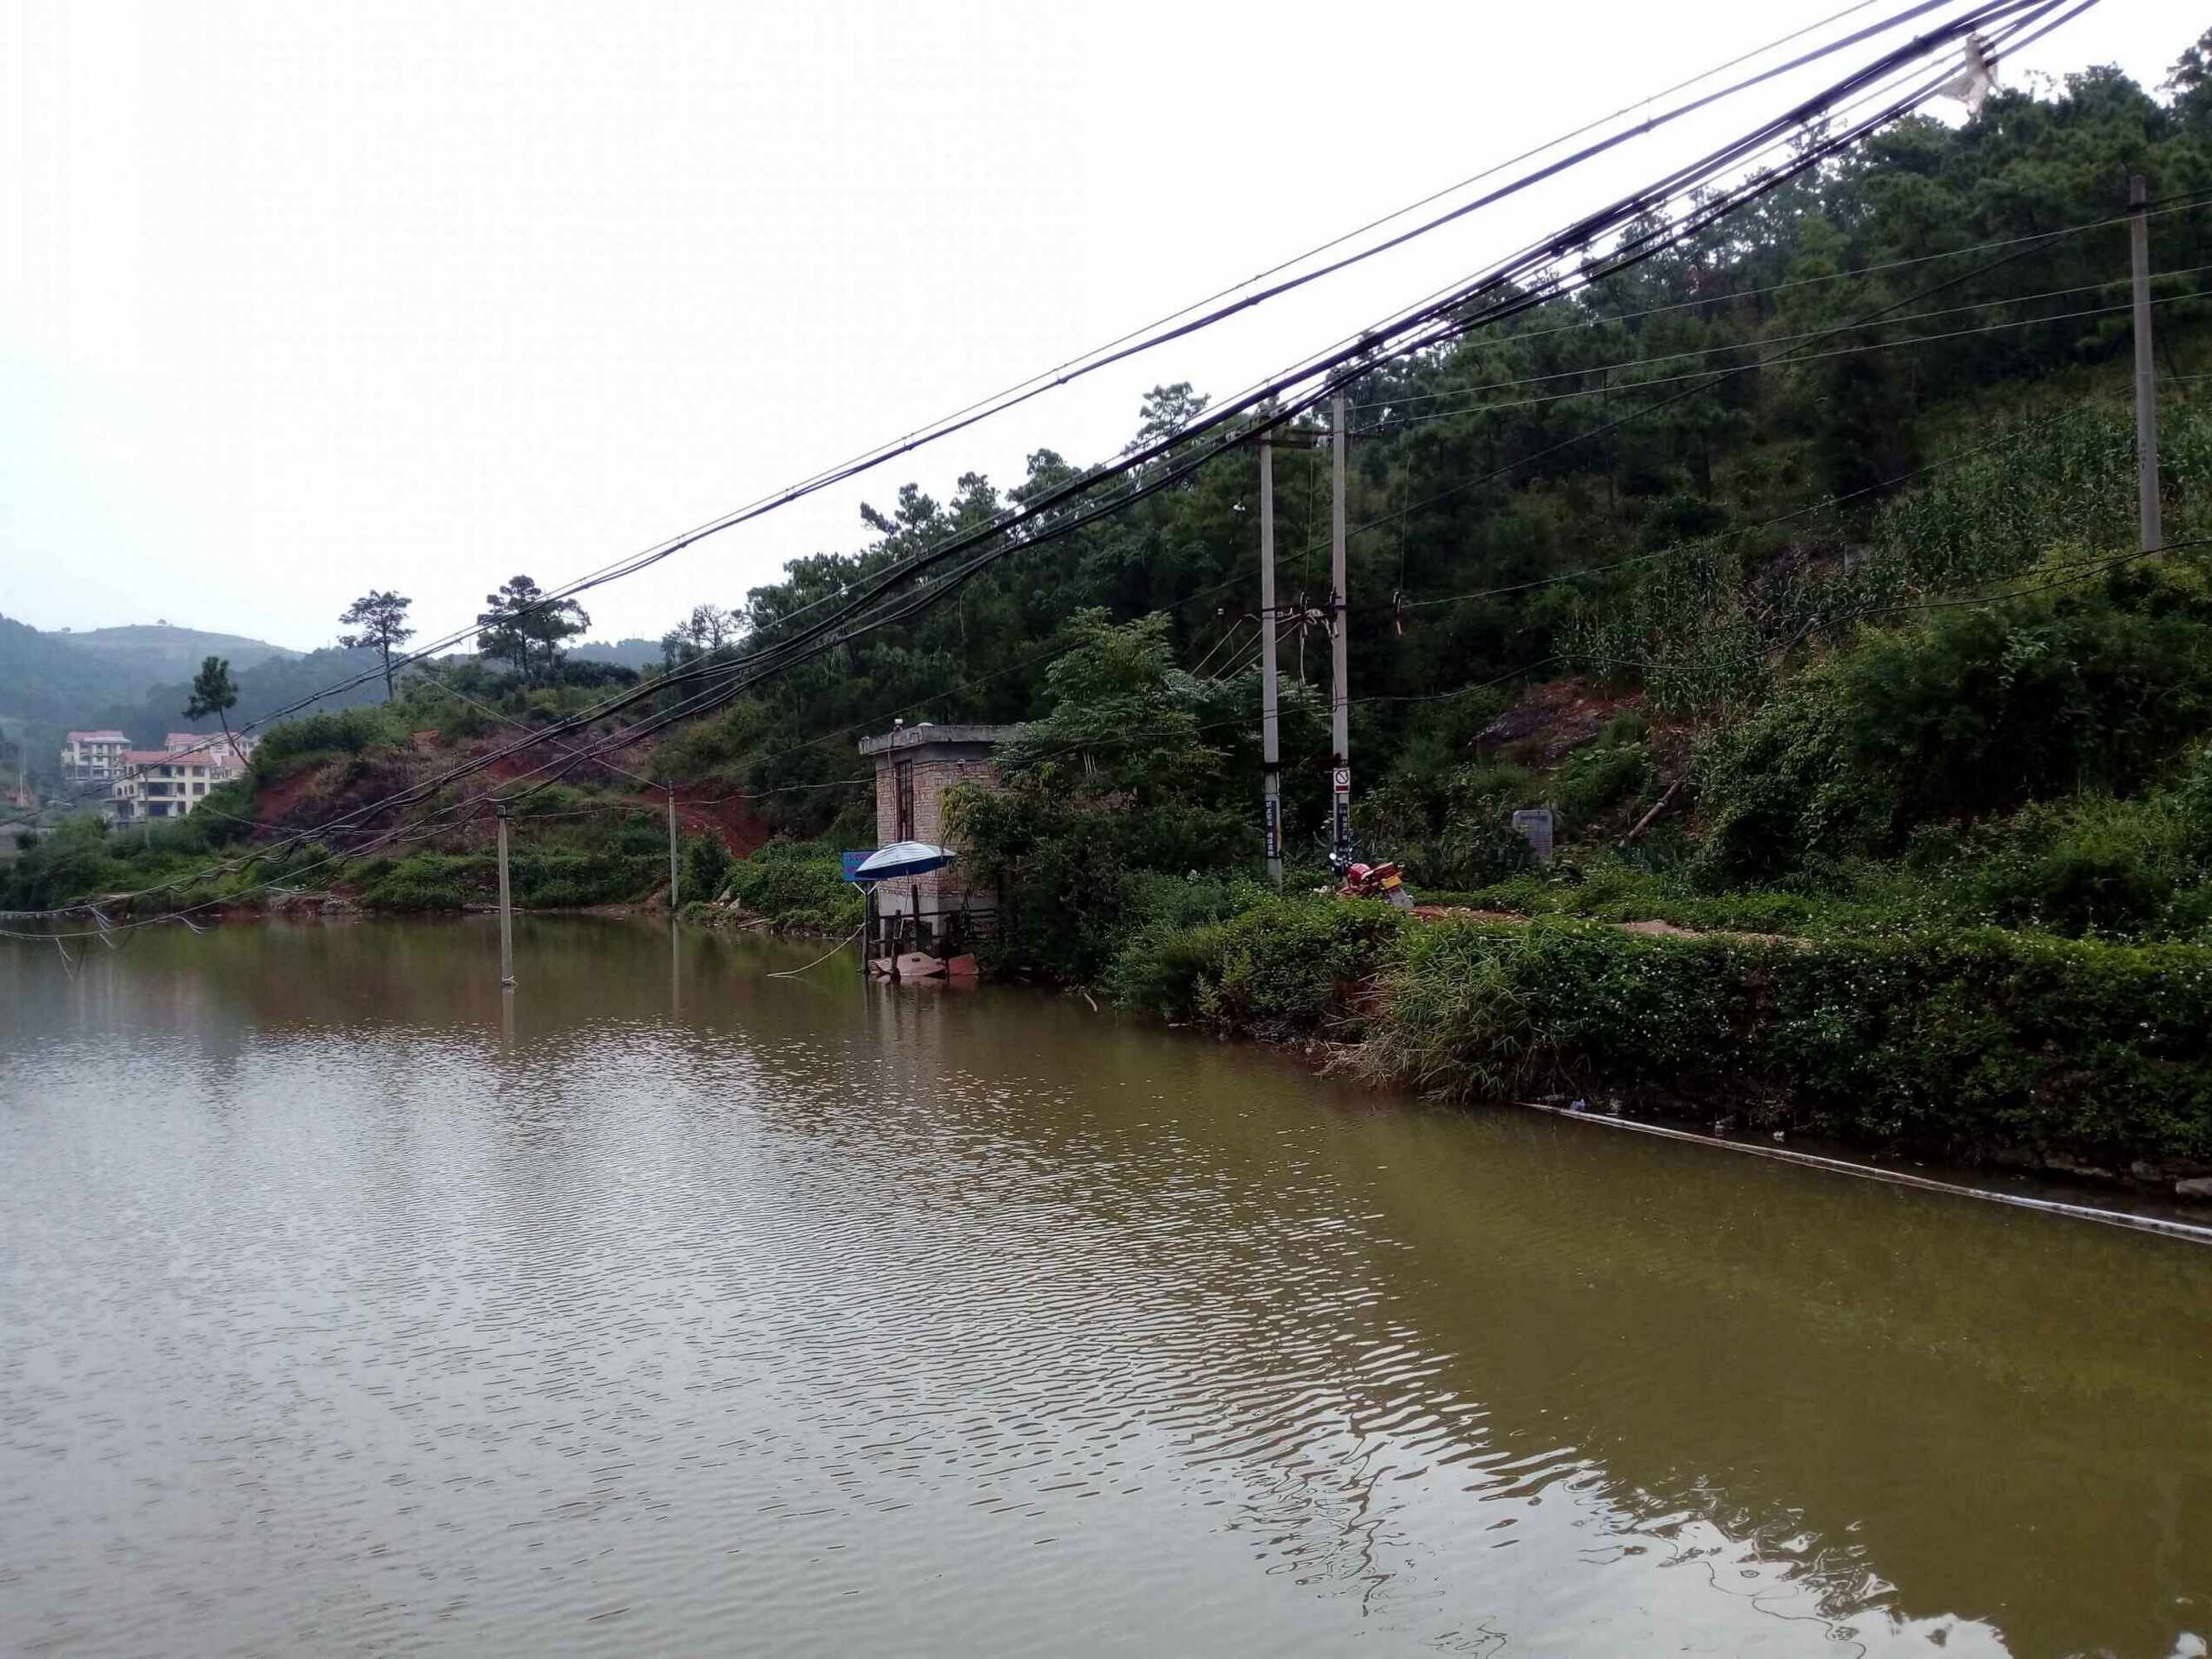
top-left (2, 917), bottom-right (2207, 1657)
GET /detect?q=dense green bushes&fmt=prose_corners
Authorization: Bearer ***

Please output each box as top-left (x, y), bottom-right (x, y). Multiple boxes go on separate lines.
top-left (1693, 571), bottom-right (2212, 886)
top-left (1107, 895), bottom-right (1406, 1035)
top-left (720, 839), bottom-right (863, 932)
top-left (249, 706), bottom-right (408, 777)
top-left (682, 832), bottom-right (731, 902)
top-left (0, 804), bottom-right (265, 912)
top-left (355, 852), bottom-right (480, 910)
top-left (352, 844), bottom-right (666, 910)
top-left (1362, 763), bottom-right (1540, 890)
top-left (1122, 897), bottom-right (2212, 1170)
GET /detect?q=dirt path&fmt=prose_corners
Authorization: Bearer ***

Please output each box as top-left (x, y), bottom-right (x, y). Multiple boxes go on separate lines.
top-left (1410, 904), bottom-right (1806, 950)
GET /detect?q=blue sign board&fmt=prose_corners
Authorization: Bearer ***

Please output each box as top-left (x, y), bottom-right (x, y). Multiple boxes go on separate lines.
top-left (840, 850), bottom-right (877, 883)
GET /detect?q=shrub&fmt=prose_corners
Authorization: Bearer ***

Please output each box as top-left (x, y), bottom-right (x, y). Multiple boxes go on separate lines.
top-left (683, 833), bottom-right (732, 901)
top-left (512, 847), bottom-right (661, 907)
top-left (1693, 574), bottom-right (2212, 885)
top-left (1346, 923), bottom-right (1548, 1098)
top-left (358, 852), bottom-right (481, 910)
top-left (1102, 877), bottom-right (2212, 1167)
top-left (1107, 894), bottom-right (1407, 1035)
top-left (1340, 916), bottom-right (2212, 1167)
top-left (1550, 737), bottom-right (1657, 833)
top-left (724, 840), bottom-right (863, 932)
top-left (1361, 763), bottom-right (1539, 890)
top-left (250, 706), bottom-right (407, 776)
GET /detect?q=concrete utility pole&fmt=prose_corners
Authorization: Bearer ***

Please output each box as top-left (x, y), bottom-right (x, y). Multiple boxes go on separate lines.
top-left (2129, 175), bottom-right (2163, 556)
top-left (494, 800), bottom-right (515, 988)
top-left (1329, 389), bottom-right (1352, 864)
top-left (666, 787), bottom-right (680, 912)
top-left (1259, 437), bottom-right (1283, 886)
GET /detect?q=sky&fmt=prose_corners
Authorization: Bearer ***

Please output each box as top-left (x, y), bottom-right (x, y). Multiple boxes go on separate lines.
top-left (0, 0), bottom-right (2195, 652)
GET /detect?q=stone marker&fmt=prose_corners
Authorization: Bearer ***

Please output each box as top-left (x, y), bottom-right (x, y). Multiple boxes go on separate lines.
top-left (1511, 807), bottom-right (1555, 864)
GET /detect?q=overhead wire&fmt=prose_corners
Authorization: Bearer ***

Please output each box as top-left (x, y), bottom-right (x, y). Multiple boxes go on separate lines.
top-left (684, 2), bottom-right (2052, 687)
top-left (1356, 188), bottom-right (2212, 398)
top-left (1353, 285), bottom-right (2206, 445)
top-left (5, 0), bottom-right (2085, 928)
top-left (74, 0), bottom-right (2039, 778)
top-left (238, 2), bottom-right (2078, 818)
top-left (1359, 255), bottom-right (2212, 426)
top-left (1288, 120), bottom-right (2137, 565)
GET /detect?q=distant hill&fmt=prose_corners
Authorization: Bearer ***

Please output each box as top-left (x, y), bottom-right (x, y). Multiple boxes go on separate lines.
top-left (0, 612), bottom-right (311, 784)
top-left (90, 645), bottom-right (391, 752)
top-left (571, 637), bottom-right (662, 671)
top-left (0, 614), bottom-right (136, 729)
top-left (61, 624), bottom-right (299, 686)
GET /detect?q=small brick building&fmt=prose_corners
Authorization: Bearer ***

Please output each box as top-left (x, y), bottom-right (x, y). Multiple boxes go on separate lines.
top-left (856, 722), bottom-right (1014, 954)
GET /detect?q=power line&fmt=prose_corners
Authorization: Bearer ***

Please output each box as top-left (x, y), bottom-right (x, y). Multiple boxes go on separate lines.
top-left (1359, 255), bottom-right (2212, 426)
top-left (268, 3), bottom-right (2085, 824)
top-left (1359, 190), bottom-right (2212, 400)
top-left (2, 0), bottom-right (2075, 926)
top-left (717, 4), bottom-right (2049, 679)
top-left (1291, 158), bottom-right (2139, 562)
top-left (201, 0), bottom-right (2053, 795)
top-left (1356, 285), bottom-right (2205, 459)
top-left (100, 0), bottom-right (1982, 766)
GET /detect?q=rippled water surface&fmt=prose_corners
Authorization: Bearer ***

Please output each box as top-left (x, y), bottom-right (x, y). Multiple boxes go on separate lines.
top-left (2, 918), bottom-right (2210, 1657)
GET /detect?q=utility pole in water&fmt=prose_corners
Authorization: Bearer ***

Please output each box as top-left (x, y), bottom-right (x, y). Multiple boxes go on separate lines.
top-left (494, 800), bottom-right (515, 988)
top-left (1259, 436), bottom-right (1283, 886)
top-left (666, 787), bottom-right (680, 912)
top-left (2130, 175), bottom-right (2163, 556)
top-left (1329, 389), bottom-right (1352, 865)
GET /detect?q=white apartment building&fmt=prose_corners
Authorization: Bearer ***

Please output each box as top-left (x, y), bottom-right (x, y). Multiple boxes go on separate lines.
top-left (61, 730), bottom-right (131, 782)
top-left (109, 747), bottom-right (242, 824)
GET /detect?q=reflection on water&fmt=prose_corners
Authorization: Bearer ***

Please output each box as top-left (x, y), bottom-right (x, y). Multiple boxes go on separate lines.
top-left (1, 917), bottom-right (2208, 1657)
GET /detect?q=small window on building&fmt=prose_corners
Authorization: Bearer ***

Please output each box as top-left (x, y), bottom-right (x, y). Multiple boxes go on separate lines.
top-left (895, 760), bottom-right (916, 841)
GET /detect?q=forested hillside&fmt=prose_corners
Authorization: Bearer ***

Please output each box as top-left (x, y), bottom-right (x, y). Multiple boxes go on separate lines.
top-left (59, 624), bottom-right (297, 684)
top-left (85, 645), bottom-right (396, 752)
top-left (0, 615), bottom-right (303, 781)
top-left (0, 615), bottom-right (137, 732)
top-left (641, 56), bottom-right (2212, 848)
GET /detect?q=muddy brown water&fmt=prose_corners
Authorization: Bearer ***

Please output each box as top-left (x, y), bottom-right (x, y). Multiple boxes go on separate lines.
top-left (2, 917), bottom-right (2207, 1657)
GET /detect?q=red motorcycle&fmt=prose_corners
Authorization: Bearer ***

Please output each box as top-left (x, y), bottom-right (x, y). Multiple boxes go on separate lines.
top-left (1337, 859), bottom-right (1414, 909)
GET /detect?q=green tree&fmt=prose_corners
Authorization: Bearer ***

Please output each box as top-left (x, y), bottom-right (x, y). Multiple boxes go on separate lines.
top-left (683, 831), bottom-right (732, 901)
top-left (476, 575), bottom-right (590, 685)
top-left (183, 656), bottom-right (239, 751)
top-left (337, 589), bottom-right (416, 701)
top-left (658, 603), bottom-right (739, 671)
top-left (950, 611), bottom-right (1284, 980)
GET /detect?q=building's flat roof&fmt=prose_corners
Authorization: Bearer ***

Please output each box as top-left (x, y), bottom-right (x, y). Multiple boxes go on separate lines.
top-left (66, 730), bottom-right (129, 742)
top-left (857, 722), bottom-right (1018, 757)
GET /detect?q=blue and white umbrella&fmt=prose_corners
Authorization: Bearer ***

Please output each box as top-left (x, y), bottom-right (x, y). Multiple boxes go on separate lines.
top-left (850, 841), bottom-right (957, 882)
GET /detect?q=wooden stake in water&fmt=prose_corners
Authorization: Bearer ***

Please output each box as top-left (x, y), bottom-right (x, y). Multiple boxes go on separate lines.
top-left (495, 800), bottom-right (515, 988)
